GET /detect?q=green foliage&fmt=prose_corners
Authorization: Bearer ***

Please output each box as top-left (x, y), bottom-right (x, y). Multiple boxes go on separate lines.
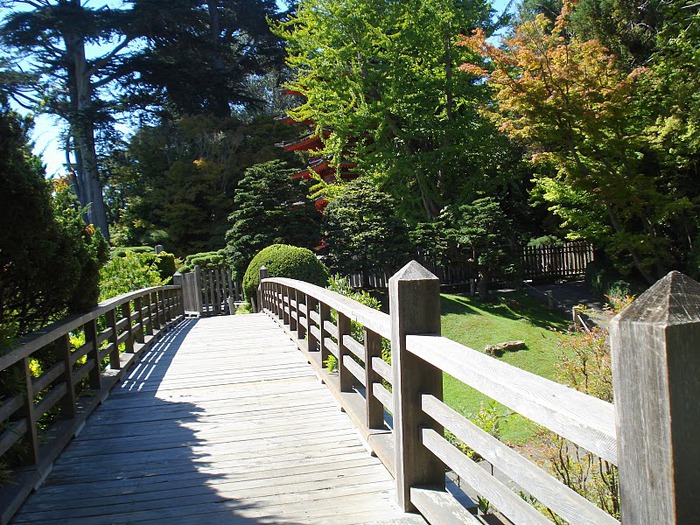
top-left (324, 274), bottom-right (385, 372)
top-left (324, 180), bottom-right (412, 275)
top-left (235, 302), bottom-right (253, 315)
top-left (0, 108), bottom-right (108, 342)
top-left (226, 160), bottom-right (321, 277)
top-left (107, 115), bottom-right (299, 255)
top-left (111, 246), bottom-right (155, 256)
top-left (126, 0), bottom-right (287, 118)
top-left (180, 249), bottom-right (228, 272)
top-left (242, 244), bottom-right (329, 300)
top-left (111, 248), bottom-right (176, 281)
top-left (449, 197), bottom-right (518, 296)
top-left (275, 0), bottom-right (521, 222)
top-left (466, 0), bottom-right (700, 283)
top-left (99, 252), bottom-right (166, 302)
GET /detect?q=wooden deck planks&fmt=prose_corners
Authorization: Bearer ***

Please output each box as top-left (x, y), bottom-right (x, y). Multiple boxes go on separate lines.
top-left (13, 314), bottom-right (413, 524)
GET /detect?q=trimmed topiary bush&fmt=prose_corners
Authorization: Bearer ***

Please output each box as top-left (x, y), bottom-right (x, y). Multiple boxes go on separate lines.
top-left (180, 249), bottom-right (227, 272)
top-left (243, 244), bottom-right (329, 300)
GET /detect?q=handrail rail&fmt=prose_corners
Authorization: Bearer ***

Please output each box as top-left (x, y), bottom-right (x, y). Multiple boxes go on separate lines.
top-left (269, 278), bottom-right (391, 338)
top-left (0, 284), bottom-right (185, 525)
top-left (259, 267), bottom-right (624, 525)
top-left (407, 334), bottom-right (617, 464)
top-left (0, 285), bottom-right (181, 370)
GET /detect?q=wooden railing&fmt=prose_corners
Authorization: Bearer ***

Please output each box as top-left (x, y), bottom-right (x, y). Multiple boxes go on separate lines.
top-left (0, 285), bottom-right (184, 524)
top-left (259, 262), bottom-right (700, 524)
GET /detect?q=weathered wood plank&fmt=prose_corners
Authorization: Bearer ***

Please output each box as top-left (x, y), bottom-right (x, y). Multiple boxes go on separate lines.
top-left (13, 314), bottom-right (412, 525)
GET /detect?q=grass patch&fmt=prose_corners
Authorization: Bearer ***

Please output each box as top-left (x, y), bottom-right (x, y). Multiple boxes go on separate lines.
top-left (441, 290), bottom-right (572, 444)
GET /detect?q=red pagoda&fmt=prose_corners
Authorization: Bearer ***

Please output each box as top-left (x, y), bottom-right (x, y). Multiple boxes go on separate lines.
top-left (277, 90), bottom-right (357, 212)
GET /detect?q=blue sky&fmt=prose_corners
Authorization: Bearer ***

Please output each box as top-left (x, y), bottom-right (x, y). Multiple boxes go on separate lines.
top-left (30, 0), bottom-right (515, 177)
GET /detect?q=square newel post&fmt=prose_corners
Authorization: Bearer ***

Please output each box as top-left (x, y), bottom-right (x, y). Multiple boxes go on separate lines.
top-left (610, 271), bottom-right (700, 524)
top-left (256, 265), bottom-right (268, 313)
top-left (390, 260), bottom-right (444, 512)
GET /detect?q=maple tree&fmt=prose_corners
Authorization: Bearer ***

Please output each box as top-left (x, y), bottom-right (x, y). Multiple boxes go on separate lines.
top-left (461, 1), bottom-right (689, 283)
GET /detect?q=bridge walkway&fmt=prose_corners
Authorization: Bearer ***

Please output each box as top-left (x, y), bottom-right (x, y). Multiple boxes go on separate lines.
top-left (13, 314), bottom-right (420, 525)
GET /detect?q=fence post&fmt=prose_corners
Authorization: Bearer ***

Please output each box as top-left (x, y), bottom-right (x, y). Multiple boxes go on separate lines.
top-left (610, 271), bottom-right (700, 524)
top-left (390, 260), bottom-right (444, 512)
top-left (256, 266), bottom-right (268, 313)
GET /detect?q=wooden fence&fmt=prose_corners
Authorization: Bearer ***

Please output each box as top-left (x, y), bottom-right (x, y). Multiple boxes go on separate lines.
top-left (522, 241), bottom-right (594, 281)
top-left (258, 263), bottom-right (699, 524)
top-left (345, 242), bottom-right (594, 291)
top-left (174, 266), bottom-right (242, 316)
top-left (0, 285), bottom-right (184, 523)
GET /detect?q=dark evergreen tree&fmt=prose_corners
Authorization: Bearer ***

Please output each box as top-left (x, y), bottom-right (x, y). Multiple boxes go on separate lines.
top-left (324, 180), bottom-right (412, 276)
top-left (0, 104), bottom-right (108, 342)
top-left (225, 160), bottom-right (321, 276)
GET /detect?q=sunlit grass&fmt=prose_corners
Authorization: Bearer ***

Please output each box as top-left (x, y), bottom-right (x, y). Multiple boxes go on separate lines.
top-left (441, 290), bottom-right (572, 444)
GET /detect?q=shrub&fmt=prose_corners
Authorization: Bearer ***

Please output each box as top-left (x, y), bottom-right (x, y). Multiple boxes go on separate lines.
top-left (99, 251), bottom-right (166, 301)
top-left (242, 244), bottom-right (329, 300)
top-left (111, 246), bottom-right (155, 256)
top-left (111, 247), bottom-right (177, 281)
top-left (180, 249), bottom-right (227, 272)
top-left (0, 108), bottom-right (108, 341)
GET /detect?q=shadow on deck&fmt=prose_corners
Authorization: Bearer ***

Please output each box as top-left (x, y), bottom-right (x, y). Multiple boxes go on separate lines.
top-left (13, 315), bottom-right (407, 524)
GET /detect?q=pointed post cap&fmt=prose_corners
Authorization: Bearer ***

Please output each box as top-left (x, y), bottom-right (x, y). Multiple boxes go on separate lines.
top-left (389, 260), bottom-right (439, 285)
top-left (613, 271), bottom-right (700, 326)
top-left (259, 265), bottom-right (269, 279)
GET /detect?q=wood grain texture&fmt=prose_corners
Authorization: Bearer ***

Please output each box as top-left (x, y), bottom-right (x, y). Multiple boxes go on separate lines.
top-left (14, 314), bottom-right (414, 525)
top-left (406, 333), bottom-right (616, 464)
top-left (610, 271), bottom-right (700, 524)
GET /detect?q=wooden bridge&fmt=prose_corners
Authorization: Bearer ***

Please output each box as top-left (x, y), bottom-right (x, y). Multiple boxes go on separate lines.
top-left (1, 262), bottom-right (699, 524)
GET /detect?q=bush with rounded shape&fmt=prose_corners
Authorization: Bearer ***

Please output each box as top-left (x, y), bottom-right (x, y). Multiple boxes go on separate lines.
top-left (243, 244), bottom-right (329, 299)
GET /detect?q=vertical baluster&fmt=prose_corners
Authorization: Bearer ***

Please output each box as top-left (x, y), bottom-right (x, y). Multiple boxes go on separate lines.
top-left (296, 290), bottom-right (306, 341)
top-left (289, 286), bottom-right (298, 332)
top-left (337, 313), bottom-right (352, 392)
top-left (152, 290), bottom-right (161, 331)
top-left (21, 357), bottom-right (39, 465)
top-left (105, 308), bottom-right (120, 369)
top-left (84, 319), bottom-right (102, 390)
top-left (364, 329), bottom-right (384, 429)
top-left (133, 296), bottom-right (145, 345)
top-left (306, 296), bottom-right (319, 352)
top-left (59, 333), bottom-right (77, 418)
top-left (319, 302), bottom-right (331, 367)
top-left (122, 300), bottom-right (134, 353)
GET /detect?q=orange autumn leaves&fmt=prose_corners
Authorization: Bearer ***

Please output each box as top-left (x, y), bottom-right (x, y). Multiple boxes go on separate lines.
top-left (457, 0), bottom-right (644, 160)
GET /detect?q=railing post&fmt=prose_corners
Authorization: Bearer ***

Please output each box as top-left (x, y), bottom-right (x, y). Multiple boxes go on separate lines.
top-left (390, 260), bottom-right (444, 512)
top-left (289, 286), bottom-right (298, 332)
top-left (257, 266), bottom-right (268, 313)
top-left (306, 296), bottom-right (319, 352)
top-left (20, 357), bottom-right (39, 465)
top-left (611, 271), bottom-right (700, 524)
top-left (122, 300), bottom-right (134, 353)
top-left (59, 334), bottom-right (77, 418)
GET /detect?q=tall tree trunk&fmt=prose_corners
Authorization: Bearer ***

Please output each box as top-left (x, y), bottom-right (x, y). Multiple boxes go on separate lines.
top-left (63, 18), bottom-right (110, 240)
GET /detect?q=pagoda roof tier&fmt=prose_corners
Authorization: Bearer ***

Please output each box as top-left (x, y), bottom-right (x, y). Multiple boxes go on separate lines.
top-left (277, 132), bottom-right (330, 152)
top-left (275, 115), bottom-right (314, 126)
top-left (291, 159), bottom-right (357, 180)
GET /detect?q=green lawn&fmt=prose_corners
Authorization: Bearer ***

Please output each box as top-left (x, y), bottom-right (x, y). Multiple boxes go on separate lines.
top-left (440, 290), bottom-right (572, 444)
